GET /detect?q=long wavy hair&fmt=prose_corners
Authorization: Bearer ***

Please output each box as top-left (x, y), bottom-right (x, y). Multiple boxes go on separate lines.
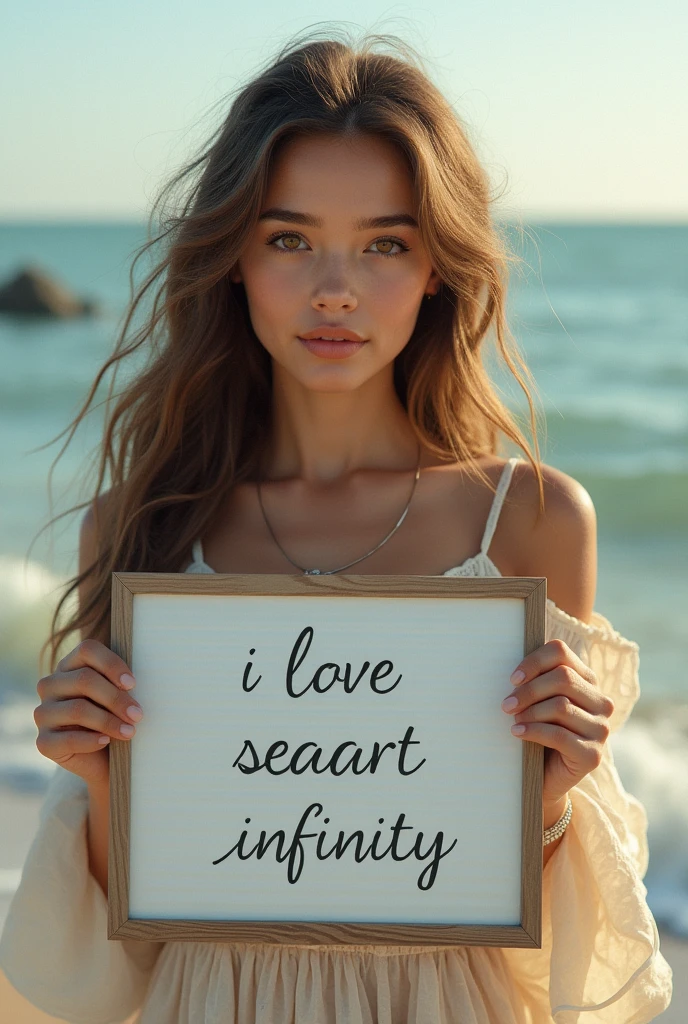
top-left (37, 26), bottom-right (543, 673)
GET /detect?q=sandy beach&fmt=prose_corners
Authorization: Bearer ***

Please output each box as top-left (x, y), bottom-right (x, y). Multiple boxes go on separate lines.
top-left (0, 784), bottom-right (683, 1021)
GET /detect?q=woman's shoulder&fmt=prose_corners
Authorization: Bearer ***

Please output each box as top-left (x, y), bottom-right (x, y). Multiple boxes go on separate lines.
top-left (497, 458), bottom-right (597, 621)
top-left (79, 487), bottom-right (117, 543)
top-left (510, 458), bottom-right (596, 531)
top-left (463, 454), bottom-right (595, 538)
top-left (77, 488), bottom-right (119, 640)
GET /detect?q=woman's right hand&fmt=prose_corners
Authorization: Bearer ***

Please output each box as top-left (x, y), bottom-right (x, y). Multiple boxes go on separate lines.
top-left (34, 638), bottom-right (144, 790)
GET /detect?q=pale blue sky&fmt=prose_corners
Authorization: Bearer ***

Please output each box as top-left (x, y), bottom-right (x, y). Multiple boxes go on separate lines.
top-left (2, 0), bottom-right (686, 221)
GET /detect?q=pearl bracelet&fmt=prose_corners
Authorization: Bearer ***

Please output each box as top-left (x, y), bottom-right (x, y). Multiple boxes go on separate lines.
top-left (543, 796), bottom-right (573, 845)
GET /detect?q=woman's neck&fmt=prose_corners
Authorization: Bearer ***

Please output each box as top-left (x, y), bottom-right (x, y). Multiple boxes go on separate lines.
top-left (265, 365), bottom-right (420, 483)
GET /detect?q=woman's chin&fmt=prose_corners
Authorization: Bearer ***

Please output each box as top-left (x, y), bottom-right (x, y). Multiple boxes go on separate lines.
top-left (288, 367), bottom-right (378, 396)
top-left (268, 347), bottom-right (398, 396)
top-left (298, 370), bottom-right (371, 394)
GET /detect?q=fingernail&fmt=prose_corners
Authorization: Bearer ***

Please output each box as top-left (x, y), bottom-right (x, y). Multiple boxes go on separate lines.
top-left (120, 723), bottom-right (135, 737)
top-left (120, 673), bottom-right (136, 689)
top-left (510, 670), bottom-right (525, 685)
top-left (501, 695), bottom-right (519, 712)
top-left (126, 706), bottom-right (143, 722)
top-left (98, 735), bottom-right (111, 745)
top-left (511, 724), bottom-right (526, 735)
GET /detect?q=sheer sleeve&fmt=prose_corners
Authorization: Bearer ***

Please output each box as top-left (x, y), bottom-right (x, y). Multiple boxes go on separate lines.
top-left (501, 600), bottom-right (673, 1023)
top-left (0, 766), bottom-right (163, 1024)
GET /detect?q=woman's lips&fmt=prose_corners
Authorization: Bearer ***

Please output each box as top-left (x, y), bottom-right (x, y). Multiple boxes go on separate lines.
top-left (297, 333), bottom-right (367, 359)
top-left (298, 337), bottom-right (366, 359)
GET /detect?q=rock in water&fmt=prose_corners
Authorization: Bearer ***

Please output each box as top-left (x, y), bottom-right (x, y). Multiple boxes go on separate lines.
top-left (0, 264), bottom-right (98, 317)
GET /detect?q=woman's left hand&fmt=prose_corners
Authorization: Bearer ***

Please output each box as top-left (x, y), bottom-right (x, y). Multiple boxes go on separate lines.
top-left (502, 638), bottom-right (615, 814)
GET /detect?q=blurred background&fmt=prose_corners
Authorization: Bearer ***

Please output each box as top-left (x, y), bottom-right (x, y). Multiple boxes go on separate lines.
top-left (1, 1), bottom-right (686, 1018)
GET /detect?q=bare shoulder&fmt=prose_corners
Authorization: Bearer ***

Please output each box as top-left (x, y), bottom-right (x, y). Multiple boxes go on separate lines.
top-left (79, 489), bottom-right (114, 567)
top-left (498, 459), bottom-right (597, 621)
top-left (78, 490), bottom-right (115, 642)
top-left (509, 459), bottom-right (596, 538)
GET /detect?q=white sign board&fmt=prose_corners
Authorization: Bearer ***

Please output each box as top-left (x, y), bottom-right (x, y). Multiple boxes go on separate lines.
top-left (108, 574), bottom-right (544, 948)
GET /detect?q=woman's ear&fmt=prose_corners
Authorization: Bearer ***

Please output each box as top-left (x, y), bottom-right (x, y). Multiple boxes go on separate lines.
top-left (229, 264), bottom-right (242, 285)
top-left (425, 269), bottom-right (442, 297)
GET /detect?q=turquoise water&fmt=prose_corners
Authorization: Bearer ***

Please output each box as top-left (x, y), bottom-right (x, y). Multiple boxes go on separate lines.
top-left (0, 221), bottom-right (686, 703)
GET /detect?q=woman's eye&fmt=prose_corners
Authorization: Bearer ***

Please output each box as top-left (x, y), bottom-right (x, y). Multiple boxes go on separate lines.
top-left (266, 233), bottom-right (410, 256)
top-left (368, 237), bottom-right (410, 257)
top-left (269, 233), bottom-right (307, 252)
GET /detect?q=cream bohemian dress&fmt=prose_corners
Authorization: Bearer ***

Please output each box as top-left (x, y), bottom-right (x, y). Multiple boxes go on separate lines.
top-left (0, 458), bottom-right (673, 1024)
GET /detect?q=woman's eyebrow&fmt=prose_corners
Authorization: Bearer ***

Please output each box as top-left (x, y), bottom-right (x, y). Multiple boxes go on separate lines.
top-left (257, 207), bottom-right (418, 230)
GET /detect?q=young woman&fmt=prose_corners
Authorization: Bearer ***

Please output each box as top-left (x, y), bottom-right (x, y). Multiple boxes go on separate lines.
top-left (0, 30), bottom-right (672, 1024)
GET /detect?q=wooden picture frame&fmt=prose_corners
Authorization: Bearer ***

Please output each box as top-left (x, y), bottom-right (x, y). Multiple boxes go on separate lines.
top-left (108, 573), bottom-right (545, 948)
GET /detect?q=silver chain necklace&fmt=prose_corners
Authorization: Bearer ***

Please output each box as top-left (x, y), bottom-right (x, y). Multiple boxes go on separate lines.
top-left (256, 447), bottom-right (422, 575)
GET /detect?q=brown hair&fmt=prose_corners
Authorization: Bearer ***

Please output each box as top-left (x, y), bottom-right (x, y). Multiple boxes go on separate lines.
top-left (37, 26), bottom-right (543, 672)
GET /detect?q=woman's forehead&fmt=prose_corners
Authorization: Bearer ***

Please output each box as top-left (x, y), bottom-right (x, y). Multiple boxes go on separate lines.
top-left (264, 134), bottom-right (416, 221)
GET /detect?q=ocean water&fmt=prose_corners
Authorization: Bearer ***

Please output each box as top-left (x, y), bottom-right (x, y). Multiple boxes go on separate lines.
top-left (0, 221), bottom-right (687, 933)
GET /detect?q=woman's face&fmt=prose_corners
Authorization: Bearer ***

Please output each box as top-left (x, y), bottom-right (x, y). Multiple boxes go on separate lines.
top-left (231, 132), bottom-right (441, 394)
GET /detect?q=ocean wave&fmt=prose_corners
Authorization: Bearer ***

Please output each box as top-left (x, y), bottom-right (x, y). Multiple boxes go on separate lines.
top-left (513, 282), bottom-right (688, 330)
top-left (566, 469), bottom-right (688, 533)
top-left (0, 555), bottom-right (80, 789)
top-left (0, 695), bottom-right (55, 792)
top-left (0, 379), bottom-right (110, 414)
top-left (611, 707), bottom-right (688, 936)
top-left (0, 556), bottom-right (76, 695)
top-left (543, 400), bottom-right (688, 437)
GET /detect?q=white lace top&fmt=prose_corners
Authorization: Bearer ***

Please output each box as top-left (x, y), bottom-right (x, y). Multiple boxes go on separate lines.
top-left (0, 458), bottom-right (673, 1023)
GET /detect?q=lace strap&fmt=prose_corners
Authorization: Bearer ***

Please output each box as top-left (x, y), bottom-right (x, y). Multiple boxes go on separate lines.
top-left (479, 457), bottom-right (521, 556)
